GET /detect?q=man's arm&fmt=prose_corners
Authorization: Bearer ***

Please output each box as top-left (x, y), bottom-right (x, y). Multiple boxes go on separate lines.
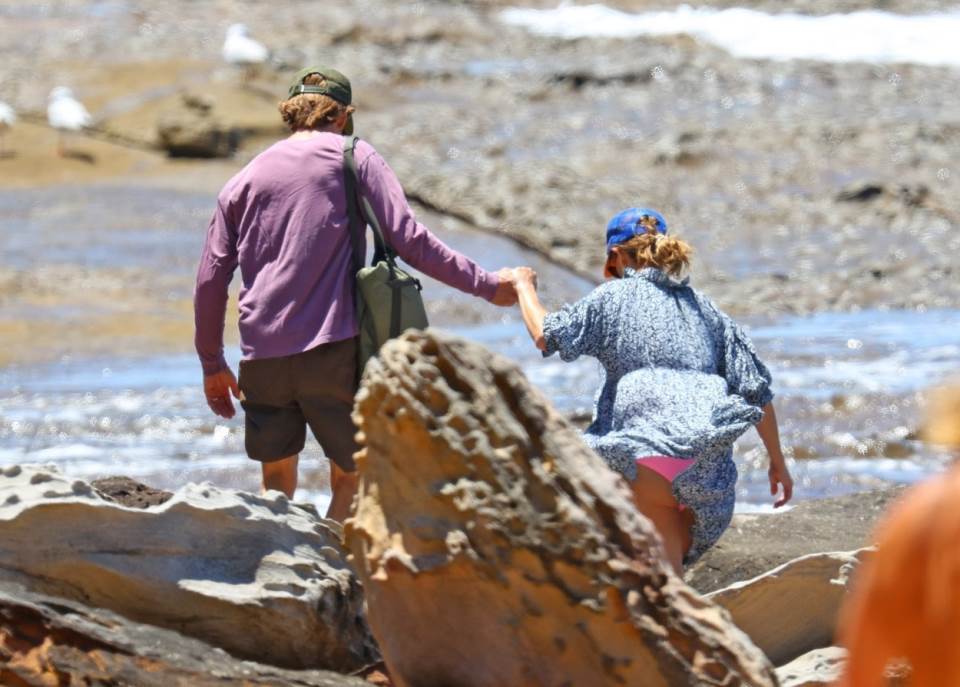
top-left (355, 145), bottom-right (516, 306)
top-left (194, 200), bottom-right (240, 418)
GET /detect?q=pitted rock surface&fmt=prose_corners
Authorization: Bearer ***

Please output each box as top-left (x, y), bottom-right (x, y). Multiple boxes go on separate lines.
top-left (0, 464), bottom-right (379, 672)
top-left (346, 329), bottom-right (777, 687)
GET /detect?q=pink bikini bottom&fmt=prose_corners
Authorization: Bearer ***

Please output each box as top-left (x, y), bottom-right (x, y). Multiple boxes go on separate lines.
top-left (636, 456), bottom-right (695, 512)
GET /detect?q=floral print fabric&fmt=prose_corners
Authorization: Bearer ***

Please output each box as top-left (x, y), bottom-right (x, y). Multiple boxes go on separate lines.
top-left (542, 267), bottom-right (774, 565)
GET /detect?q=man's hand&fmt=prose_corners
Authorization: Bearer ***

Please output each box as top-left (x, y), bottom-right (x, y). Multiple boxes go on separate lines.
top-left (491, 268), bottom-right (520, 306)
top-left (769, 460), bottom-right (794, 508)
top-left (204, 368), bottom-right (240, 419)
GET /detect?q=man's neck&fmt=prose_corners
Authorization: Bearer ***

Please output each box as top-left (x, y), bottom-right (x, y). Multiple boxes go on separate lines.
top-left (288, 126), bottom-right (341, 141)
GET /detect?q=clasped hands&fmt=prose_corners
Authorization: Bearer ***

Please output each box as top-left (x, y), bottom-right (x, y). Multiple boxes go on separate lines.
top-left (492, 267), bottom-right (539, 306)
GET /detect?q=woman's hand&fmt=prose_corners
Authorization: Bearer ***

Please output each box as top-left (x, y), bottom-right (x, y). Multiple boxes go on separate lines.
top-left (769, 460), bottom-right (794, 508)
top-left (513, 266), bottom-right (538, 290)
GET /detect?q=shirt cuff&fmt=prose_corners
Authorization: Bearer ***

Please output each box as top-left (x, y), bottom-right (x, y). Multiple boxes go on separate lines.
top-left (475, 269), bottom-right (501, 303)
top-left (540, 311), bottom-right (562, 358)
top-left (200, 354), bottom-right (229, 376)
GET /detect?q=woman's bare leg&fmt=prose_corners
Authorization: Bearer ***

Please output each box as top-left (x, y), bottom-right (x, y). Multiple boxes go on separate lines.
top-left (631, 466), bottom-right (694, 575)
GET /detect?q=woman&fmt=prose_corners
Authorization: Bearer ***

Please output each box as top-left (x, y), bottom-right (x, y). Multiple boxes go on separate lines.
top-left (513, 207), bottom-right (793, 573)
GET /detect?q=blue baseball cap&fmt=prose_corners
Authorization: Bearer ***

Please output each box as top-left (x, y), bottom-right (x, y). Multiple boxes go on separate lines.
top-left (605, 208), bottom-right (668, 252)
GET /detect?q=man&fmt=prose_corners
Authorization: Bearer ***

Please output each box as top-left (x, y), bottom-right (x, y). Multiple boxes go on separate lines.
top-left (194, 67), bottom-right (519, 520)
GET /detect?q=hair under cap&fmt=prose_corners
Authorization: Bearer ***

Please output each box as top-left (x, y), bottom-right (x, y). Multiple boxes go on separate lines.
top-left (605, 208), bottom-right (668, 252)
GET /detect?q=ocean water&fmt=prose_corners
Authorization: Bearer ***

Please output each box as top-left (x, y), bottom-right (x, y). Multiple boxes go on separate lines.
top-left (2, 306), bottom-right (956, 516)
top-left (501, 5), bottom-right (960, 67)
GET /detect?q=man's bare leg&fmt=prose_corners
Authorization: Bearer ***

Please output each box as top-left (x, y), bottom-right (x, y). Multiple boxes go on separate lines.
top-left (262, 454), bottom-right (299, 498)
top-left (326, 460), bottom-right (359, 522)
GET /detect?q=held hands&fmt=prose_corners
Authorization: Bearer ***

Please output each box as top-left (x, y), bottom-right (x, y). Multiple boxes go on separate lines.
top-left (204, 367), bottom-right (241, 419)
top-left (492, 267), bottom-right (539, 306)
top-left (769, 459), bottom-right (794, 508)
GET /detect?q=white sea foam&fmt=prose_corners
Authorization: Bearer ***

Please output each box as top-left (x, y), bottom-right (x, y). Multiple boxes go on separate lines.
top-left (501, 4), bottom-right (960, 67)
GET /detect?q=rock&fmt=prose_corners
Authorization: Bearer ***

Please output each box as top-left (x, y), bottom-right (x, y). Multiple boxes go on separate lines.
top-left (92, 475), bottom-right (173, 508)
top-left (156, 91), bottom-right (240, 158)
top-left (776, 647), bottom-right (847, 687)
top-left (346, 329), bottom-right (777, 687)
top-left (0, 464), bottom-right (379, 672)
top-left (709, 548), bottom-right (873, 666)
top-left (687, 487), bottom-right (905, 594)
top-left (0, 581), bottom-right (370, 687)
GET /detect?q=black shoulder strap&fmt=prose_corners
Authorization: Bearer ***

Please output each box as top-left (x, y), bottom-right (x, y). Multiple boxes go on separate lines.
top-left (342, 135), bottom-right (392, 269)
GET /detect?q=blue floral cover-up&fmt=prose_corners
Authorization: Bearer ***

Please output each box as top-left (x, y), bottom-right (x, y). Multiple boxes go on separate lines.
top-left (542, 267), bottom-right (774, 565)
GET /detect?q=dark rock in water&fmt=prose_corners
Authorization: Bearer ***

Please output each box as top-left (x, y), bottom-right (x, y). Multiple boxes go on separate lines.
top-left (835, 183), bottom-right (885, 202)
top-left (157, 91), bottom-right (241, 158)
top-left (687, 487), bottom-right (906, 594)
top-left (0, 581), bottom-right (370, 687)
top-left (92, 475), bottom-right (173, 508)
top-left (346, 329), bottom-right (777, 687)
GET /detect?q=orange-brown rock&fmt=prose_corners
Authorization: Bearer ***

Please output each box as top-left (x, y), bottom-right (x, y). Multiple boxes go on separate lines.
top-left (345, 329), bottom-right (778, 687)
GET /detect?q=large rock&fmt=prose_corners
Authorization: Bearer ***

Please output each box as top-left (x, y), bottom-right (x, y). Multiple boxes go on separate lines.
top-left (709, 549), bottom-right (872, 666)
top-left (687, 488), bottom-right (903, 594)
top-left (0, 581), bottom-right (370, 687)
top-left (776, 647), bottom-right (847, 687)
top-left (156, 92), bottom-right (240, 158)
top-left (346, 329), bottom-right (778, 687)
top-left (0, 464), bottom-right (379, 672)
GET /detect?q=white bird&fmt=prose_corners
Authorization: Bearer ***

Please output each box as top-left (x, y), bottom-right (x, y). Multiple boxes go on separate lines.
top-left (0, 101), bottom-right (15, 158)
top-left (222, 24), bottom-right (268, 83)
top-left (47, 87), bottom-right (92, 157)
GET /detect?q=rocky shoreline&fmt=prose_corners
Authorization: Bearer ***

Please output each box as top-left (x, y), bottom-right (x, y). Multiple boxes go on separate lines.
top-left (0, 331), bottom-right (914, 686)
top-left (1, 0), bottom-right (958, 322)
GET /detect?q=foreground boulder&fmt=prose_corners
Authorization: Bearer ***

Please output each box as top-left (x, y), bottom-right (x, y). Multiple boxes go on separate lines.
top-left (709, 549), bottom-right (873, 666)
top-left (346, 329), bottom-right (777, 687)
top-left (0, 581), bottom-right (369, 687)
top-left (0, 465), bottom-right (379, 672)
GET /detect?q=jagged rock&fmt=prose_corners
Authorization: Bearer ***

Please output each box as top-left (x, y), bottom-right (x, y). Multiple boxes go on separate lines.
top-left (156, 91), bottom-right (240, 158)
top-left (0, 464), bottom-right (379, 672)
top-left (0, 581), bottom-right (369, 687)
top-left (708, 549), bottom-right (873, 666)
top-left (345, 329), bottom-right (777, 687)
top-left (776, 647), bottom-right (847, 687)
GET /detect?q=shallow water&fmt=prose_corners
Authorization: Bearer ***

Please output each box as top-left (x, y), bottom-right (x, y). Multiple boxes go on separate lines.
top-left (0, 184), bottom-right (955, 516)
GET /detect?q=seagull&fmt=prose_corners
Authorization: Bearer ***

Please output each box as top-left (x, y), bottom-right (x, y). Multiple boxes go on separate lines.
top-left (222, 24), bottom-right (268, 83)
top-left (47, 87), bottom-right (91, 157)
top-left (0, 101), bottom-right (15, 157)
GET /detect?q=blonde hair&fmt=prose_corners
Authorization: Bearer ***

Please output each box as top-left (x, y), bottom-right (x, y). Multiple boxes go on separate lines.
top-left (614, 217), bottom-right (692, 277)
top-left (278, 73), bottom-right (355, 132)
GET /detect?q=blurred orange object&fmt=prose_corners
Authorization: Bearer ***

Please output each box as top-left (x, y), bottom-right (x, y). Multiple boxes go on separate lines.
top-left (836, 382), bottom-right (960, 686)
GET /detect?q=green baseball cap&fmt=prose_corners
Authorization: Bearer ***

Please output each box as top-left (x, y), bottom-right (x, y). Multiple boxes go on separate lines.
top-left (286, 66), bottom-right (354, 135)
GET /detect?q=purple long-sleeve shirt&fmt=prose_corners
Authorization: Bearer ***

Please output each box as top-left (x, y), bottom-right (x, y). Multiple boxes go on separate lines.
top-left (194, 133), bottom-right (500, 375)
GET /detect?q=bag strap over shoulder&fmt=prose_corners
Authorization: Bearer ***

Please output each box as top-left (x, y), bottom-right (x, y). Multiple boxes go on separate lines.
top-left (342, 135), bottom-right (393, 270)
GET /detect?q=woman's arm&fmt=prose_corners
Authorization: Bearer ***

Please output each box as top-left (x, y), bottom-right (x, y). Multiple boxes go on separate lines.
top-left (756, 402), bottom-right (794, 507)
top-left (513, 267), bottom-right (548, 350)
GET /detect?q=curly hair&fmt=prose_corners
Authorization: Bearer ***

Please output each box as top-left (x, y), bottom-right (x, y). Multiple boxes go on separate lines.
top-left (613, 217), bottom-right (692, 277)
top-left (277, 73), bottom-right (355, 132)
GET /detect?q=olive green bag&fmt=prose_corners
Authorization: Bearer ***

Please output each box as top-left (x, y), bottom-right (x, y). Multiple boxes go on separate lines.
top-left (342, 135), bottom-right (429, 375)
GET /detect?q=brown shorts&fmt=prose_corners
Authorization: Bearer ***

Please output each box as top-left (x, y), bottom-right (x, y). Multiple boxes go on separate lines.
top-left (238, 337), bottom-right (359, 472)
